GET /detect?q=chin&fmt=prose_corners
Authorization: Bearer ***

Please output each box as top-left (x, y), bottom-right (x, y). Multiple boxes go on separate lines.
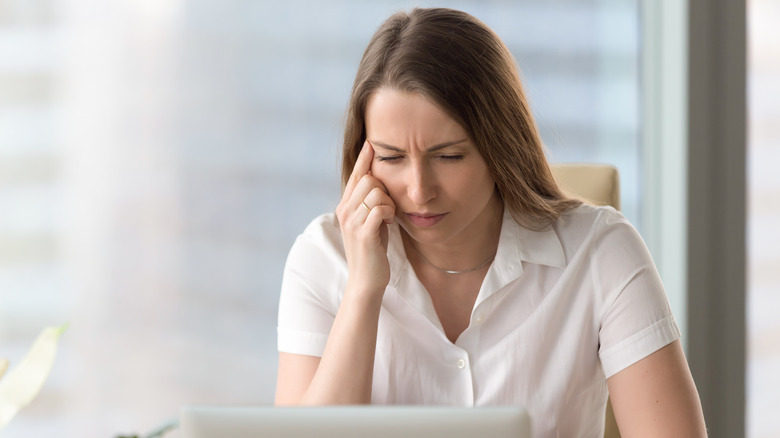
top-left (399, 223), bottom-right (451, 245)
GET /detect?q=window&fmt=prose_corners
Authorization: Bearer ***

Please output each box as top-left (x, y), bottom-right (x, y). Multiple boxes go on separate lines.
top-left (0, 1), bottom-right (642, 435)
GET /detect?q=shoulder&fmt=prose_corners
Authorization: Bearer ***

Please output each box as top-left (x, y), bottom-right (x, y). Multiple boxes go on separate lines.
top-left (286, 212), bottom-right (346, 273)
top-left (299, 212), bottom-right (343, 248)
top-left (555, 203), bottom-right (641, 257)
top-left (557, 204), bottom-right (663, 309)
top-left (559, 202), bottom-right (628, 229)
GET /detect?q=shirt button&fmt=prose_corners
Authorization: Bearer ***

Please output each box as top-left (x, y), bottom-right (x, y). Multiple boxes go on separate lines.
top-left (456, 358), bottom-right (466, 369)
top-left (475, 314), bottom-right (484, 324)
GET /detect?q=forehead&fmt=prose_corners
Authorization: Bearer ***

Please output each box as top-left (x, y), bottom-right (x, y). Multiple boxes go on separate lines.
top-left (365, 88), bottom-right (468, 145)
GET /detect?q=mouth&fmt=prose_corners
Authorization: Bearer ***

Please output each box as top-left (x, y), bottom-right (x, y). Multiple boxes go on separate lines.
top-left (404, 212), bottom-right (447, 228)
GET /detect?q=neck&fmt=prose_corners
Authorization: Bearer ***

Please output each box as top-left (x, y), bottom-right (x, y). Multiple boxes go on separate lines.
top-left (409, 243), bottom-right (495, 274)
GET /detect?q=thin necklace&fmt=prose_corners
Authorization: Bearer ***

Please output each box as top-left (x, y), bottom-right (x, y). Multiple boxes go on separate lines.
top-left (409, 244), bottom-right (496, 274)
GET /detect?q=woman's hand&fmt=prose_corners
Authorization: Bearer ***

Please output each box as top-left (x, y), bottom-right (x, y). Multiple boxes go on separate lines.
top-left (335, 140), bottom-right (396, 298)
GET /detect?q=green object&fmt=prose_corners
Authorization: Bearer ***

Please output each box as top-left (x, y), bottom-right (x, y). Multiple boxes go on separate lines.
top-left (115, 417), bottom-right (179, 438)
top-left (144, 418), bottom-right (179, 437)
top-left (0, 324), bottom-right (68, 429)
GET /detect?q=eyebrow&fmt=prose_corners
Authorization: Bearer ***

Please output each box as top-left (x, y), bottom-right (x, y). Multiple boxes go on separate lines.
top-left (369, 138), bottom-right (468, 153)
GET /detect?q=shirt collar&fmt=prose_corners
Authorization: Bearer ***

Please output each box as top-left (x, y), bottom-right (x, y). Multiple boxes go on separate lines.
top-left (385, 208), bottom-right (566, 322)
top-left (386, 223), bottom-right (443, 330)
top-left (499, 208), bottom-right (566, 269)
top-left (387, 222), bottom-right (409, 289)
top-left (386, 208), bottom-right (567, 283)
top-left (473, 209), bottom-right (565, 307)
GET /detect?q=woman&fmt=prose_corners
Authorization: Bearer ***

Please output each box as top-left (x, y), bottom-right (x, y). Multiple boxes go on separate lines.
top-left (275, 7), bottom-right (706, 437)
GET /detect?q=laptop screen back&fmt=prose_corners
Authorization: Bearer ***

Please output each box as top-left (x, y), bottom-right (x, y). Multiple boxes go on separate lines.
top-left (180, 405), bottom-right (531, 438)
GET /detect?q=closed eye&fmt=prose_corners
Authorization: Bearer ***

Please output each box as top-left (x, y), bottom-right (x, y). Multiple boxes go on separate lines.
top-left (376, 154), bottom-right (463, 163)
top-left (438, 155), bottom-right (464, 162)
top-left (376, 155), bottom-right (403, 162)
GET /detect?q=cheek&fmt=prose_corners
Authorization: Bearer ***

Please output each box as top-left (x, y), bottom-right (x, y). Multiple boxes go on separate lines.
top-left (449, 163), bottom-right (490, 185)
top-left (455, 166), bottom-right (495, 197)
top-left (370, 166), bottom-right (404, 197)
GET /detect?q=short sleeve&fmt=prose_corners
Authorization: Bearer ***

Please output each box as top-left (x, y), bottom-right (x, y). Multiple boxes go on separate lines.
top-left (593, 210), bottom-right (681, 378)
top-left (277, 213), bottom-right (347, 357)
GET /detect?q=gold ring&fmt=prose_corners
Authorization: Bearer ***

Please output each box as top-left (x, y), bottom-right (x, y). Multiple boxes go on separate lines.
top-left (361, 201), bottom-right (371, 212)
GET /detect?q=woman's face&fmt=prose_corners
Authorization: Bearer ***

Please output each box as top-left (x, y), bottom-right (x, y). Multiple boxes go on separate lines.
top-left (365, 88), bottom-right (502, 247)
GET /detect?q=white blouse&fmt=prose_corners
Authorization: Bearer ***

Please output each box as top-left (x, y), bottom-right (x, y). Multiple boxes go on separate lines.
top-left (278, 204), bottom-right (680, 437)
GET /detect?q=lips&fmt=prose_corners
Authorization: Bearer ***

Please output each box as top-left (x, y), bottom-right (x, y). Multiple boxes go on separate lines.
top-left (404, 212), bottom-right (447, 228)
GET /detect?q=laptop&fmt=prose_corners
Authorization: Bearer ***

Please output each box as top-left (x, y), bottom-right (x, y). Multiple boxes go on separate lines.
top-left (180, 405), bottom-right (531, 438)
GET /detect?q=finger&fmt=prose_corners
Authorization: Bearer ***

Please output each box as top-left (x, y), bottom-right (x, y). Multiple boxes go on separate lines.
top-left (366, 168), bottom-right (389, 195)
top-left (349, 172), bottom-right (385, 210)
top-left (363, 188), bottom-right (395, 224)
top-left (343, 140), bottom-right (373, 200)
top-left (363, 186), bottom-right (395, 211)
top-left (364, 204), bottom-right (396, 227)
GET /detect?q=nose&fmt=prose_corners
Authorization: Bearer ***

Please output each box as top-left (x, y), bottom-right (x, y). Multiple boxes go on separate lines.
top-left (407, 161), bottom-right (437, 205)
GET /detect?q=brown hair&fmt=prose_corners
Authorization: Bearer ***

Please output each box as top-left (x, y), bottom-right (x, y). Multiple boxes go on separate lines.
top-left (342, 7), bottom-right (579, 228)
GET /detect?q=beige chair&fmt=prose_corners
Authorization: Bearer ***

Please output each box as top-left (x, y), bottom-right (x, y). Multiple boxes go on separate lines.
top-left (551, 163), bottom-right (620, 210)
top-left (550, 163), bottom-right (621, 438)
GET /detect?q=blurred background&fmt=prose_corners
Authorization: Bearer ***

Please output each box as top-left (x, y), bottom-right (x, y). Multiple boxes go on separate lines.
top-left (0, 0), bottom-right (775, 437)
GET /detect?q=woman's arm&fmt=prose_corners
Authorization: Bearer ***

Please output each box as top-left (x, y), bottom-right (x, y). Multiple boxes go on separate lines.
top-left (275, 282), bottom-right (383, 405)
top-left (607, 340), bottom-right (707, 437)
top-left (275, 140), bottom-right (395, 405)
top-left (275, 353), bottom-right (319, 405)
